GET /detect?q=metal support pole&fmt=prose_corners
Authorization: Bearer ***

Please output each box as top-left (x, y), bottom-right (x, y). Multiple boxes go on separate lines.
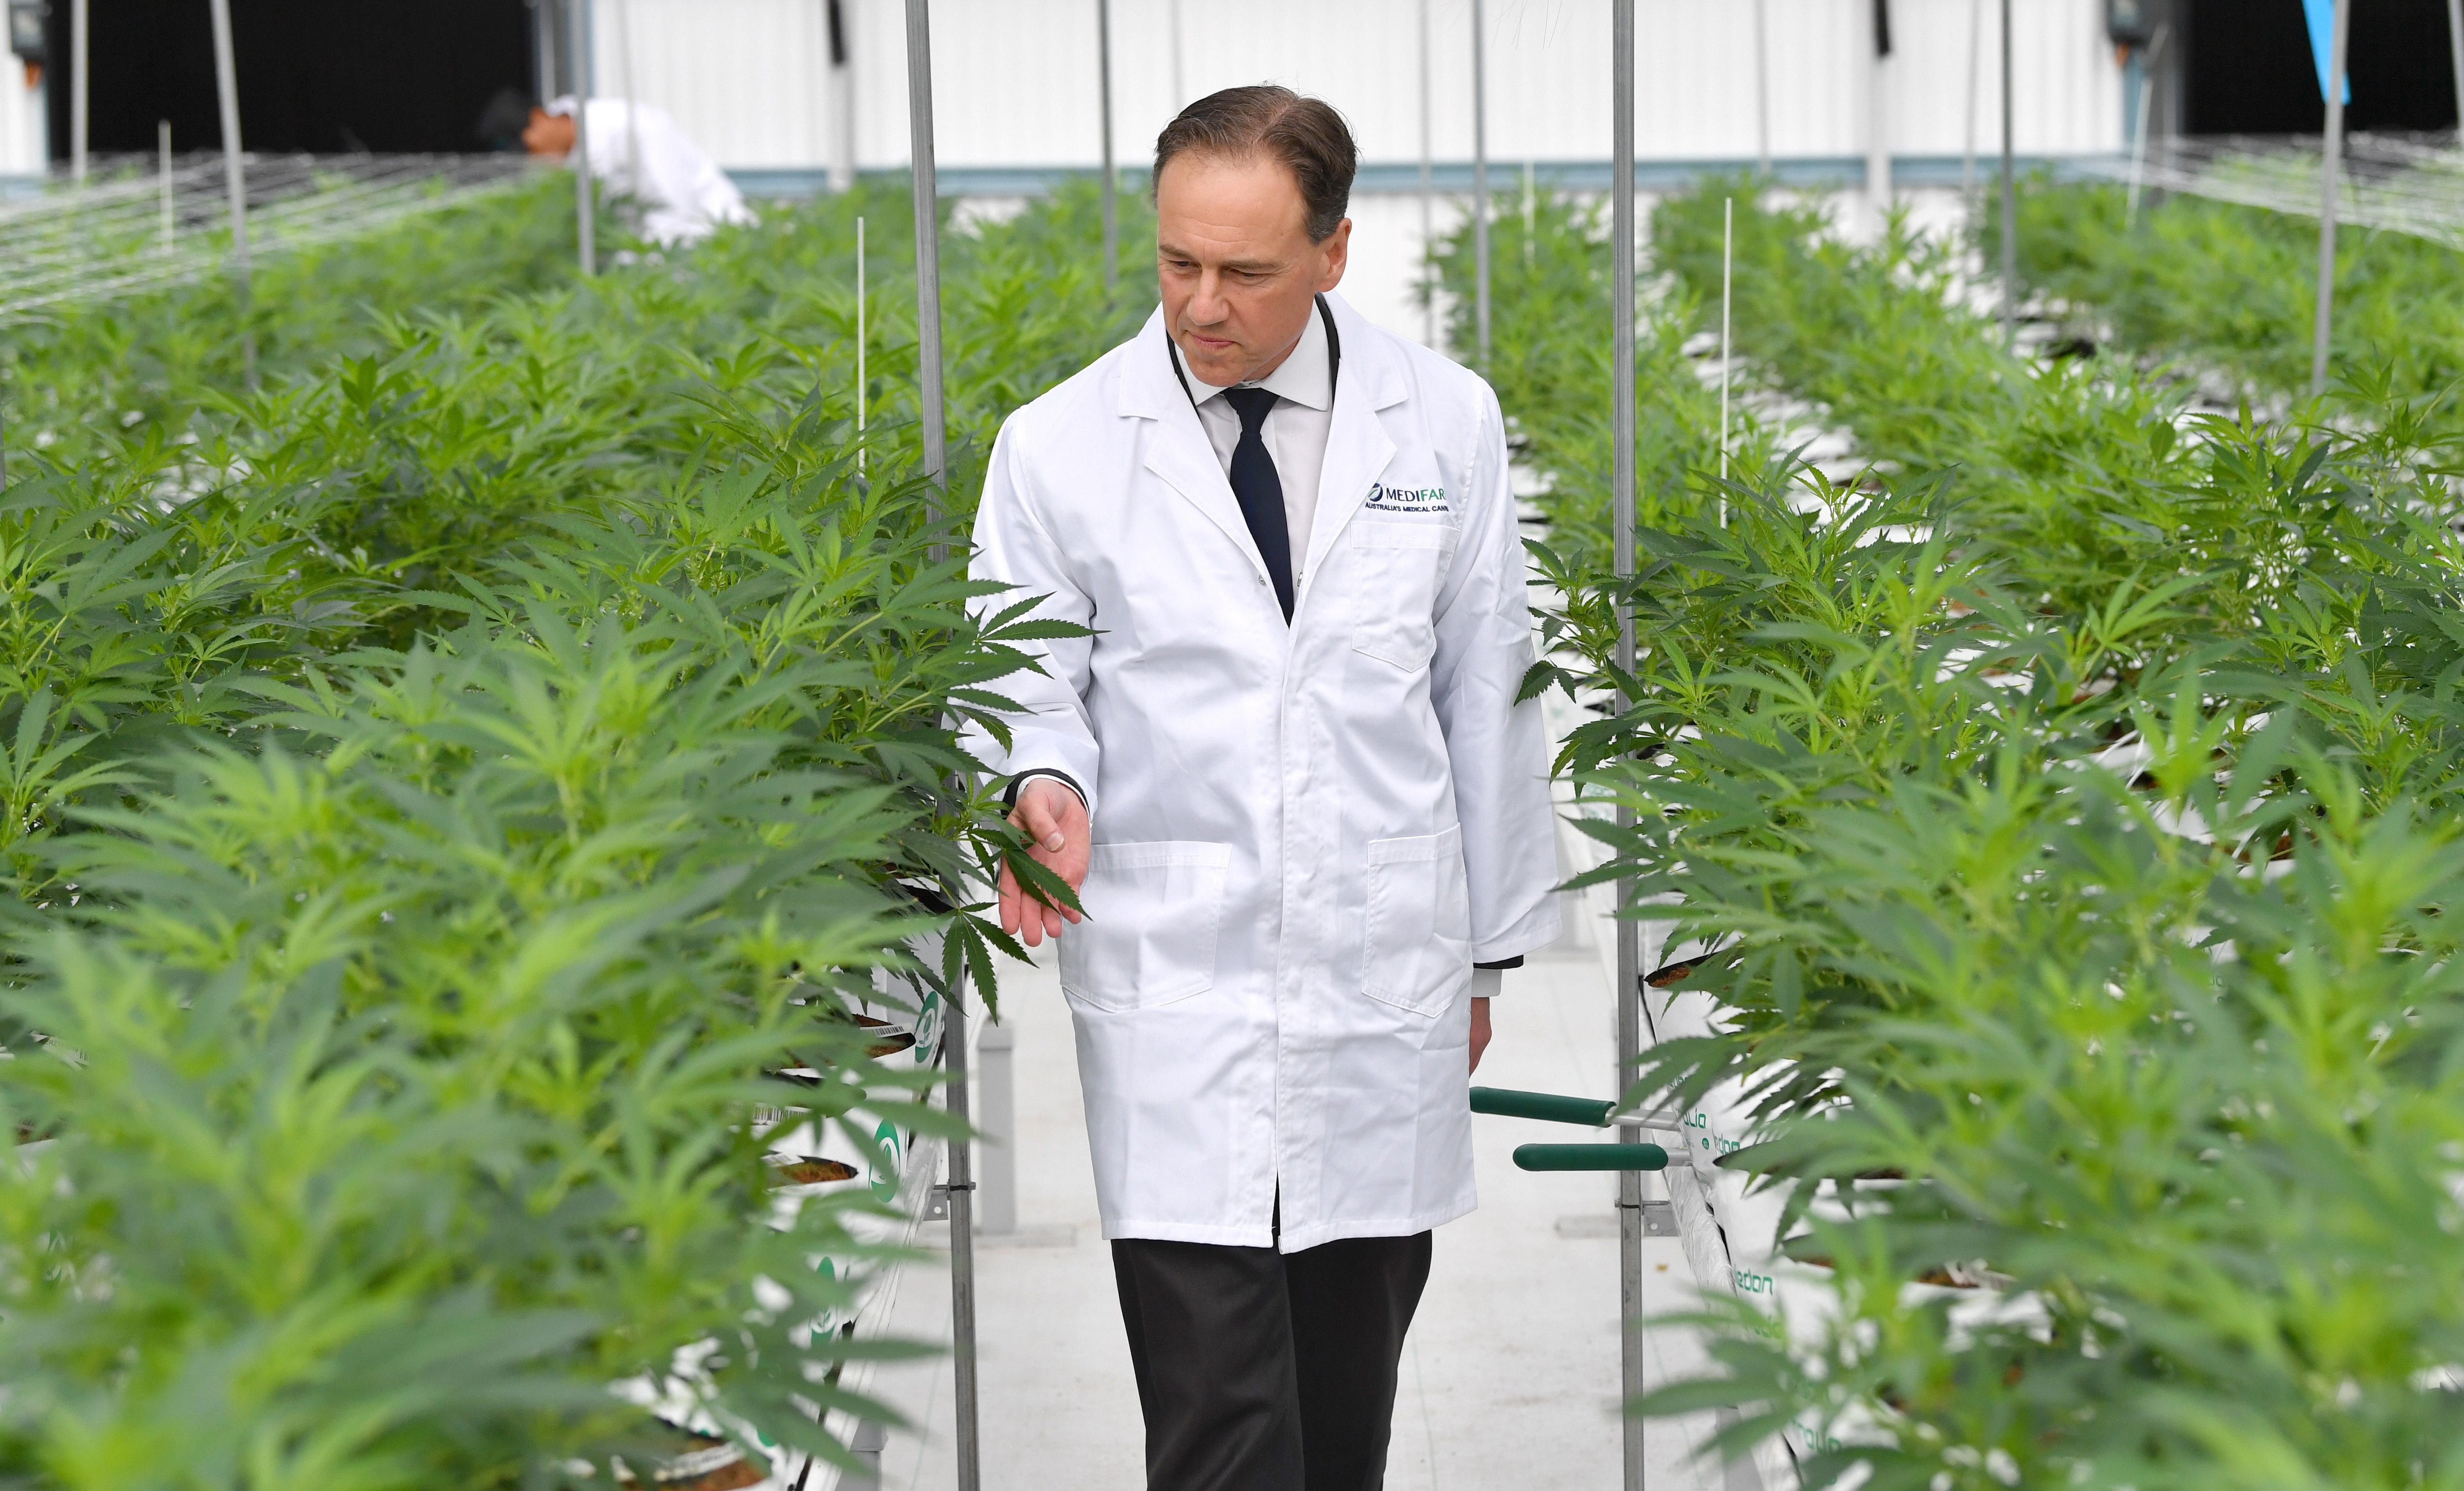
top-left (206, 0), bottom-right (253, 387)
top-left (68, 0), bottom-right (86, 183)
top-left (1963, 0), bottom-right (1983, 201)
top-left (1610, 6), bottom-right (1643, 1490)
top-left (1472, 0), bottom-right (1490, 369)
top-left (1097, 0), bottom-right (1116, 295)
top-left (1752, 0), bottom-right (1771, 179)
top-left (2450, 0), bottom-right (2464, 140)
top-left (1418, 0), bottom-right (1434, 348)
top-left (2313, 0), bottom-right (2351, 398)
top-left (1867, 0), bottom-right (1891, 226)
top-left (905, 12), bottom-right (973, 1489)
top-left (534, 0), bottom-right (557, 103)
top-left (1166, 0), bottom-right (1184, 107)
top-left (976, 1019), bottom-right (1017, 1235)
top-left (1998, 0), bottom-right (2016, 351)
top-left (2127, 25), bottom-right (2170, 231)
top-left (906, 0), bottom-right (948, 494)
top-left (828, 0), bottom-right (855, 192)
top-left (573, 0), bottom-right (594, 276)
top-left (941, 992), bottom-right (981, 1491)
top-left (617, 0), bottom-right (641, 204)
top-left (157, 121), bottom-right (173, 252)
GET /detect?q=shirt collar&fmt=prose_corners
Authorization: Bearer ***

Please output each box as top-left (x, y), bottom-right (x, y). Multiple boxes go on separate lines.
top-left (1185, 304), bottom-right (1332, 412)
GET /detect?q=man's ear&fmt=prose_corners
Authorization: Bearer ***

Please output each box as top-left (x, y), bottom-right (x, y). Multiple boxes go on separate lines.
top-left (1317, 218), bottom-right (1352, 293)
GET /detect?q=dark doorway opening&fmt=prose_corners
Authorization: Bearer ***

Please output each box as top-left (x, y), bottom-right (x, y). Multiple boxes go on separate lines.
top-left (2184, 0), bottom-right (2463, 135)
top-left (45, 0), bottom-right (534, 159)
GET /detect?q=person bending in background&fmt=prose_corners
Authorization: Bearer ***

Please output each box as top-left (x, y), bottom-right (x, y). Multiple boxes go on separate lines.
top-left (477, 87), bottom-right (753, 248)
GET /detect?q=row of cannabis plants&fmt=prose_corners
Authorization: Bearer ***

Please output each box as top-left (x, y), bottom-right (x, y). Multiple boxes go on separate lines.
top-left (1984, 174), bottom-right (2464, 420)
top-left (1451, 182), bottom-right (2464, 1487)
top-left (0, 178), bottom-right (1152, 1489)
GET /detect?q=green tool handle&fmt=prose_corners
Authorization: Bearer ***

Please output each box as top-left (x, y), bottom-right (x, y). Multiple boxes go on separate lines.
top-left (1470, 1085), bottom-right (1614, 1127)
top-left (1513, 1142), bottom-right (1669, 1173)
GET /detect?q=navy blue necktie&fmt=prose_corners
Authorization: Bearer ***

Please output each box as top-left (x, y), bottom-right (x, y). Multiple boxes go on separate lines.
top-left (1222, 385), bottom-right (1295, 621)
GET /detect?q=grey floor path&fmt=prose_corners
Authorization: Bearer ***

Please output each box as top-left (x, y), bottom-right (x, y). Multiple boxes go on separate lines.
top-left (856, 939), bottom-right (1729, 1491)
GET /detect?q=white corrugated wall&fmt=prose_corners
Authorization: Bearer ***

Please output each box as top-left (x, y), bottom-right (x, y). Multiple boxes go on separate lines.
top-left (593, 0), bottom-right (2122, 174)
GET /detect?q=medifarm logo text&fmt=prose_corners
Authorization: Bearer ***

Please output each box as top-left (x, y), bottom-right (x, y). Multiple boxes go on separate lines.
top-left (1365, 482), bottom-right (1448, 513)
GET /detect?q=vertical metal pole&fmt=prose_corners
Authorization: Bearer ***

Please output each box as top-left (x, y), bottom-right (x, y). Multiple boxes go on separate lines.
top-left (1418, 0), bottom-right (1434, 348)
top-left (942, 993), bottom-right (981, 1491)
top-left (976, 1019), bottom-right (1017, 1235)
top-left (69, 0), bottom-right (86, 183)
top-left (2313, 0), bottom-right (2351, 398)
top-left (829, 0), bottom-right (856, 192)
top-left (571, 0), bottom-right (594, 276)
top-left (907, 0), bottom-right (948, 493)
top-left (1097, 0), bottom-right (1116, 295)
top-left (1752, 0), bottom-right (1771, 178)
top-left (1611, 6), bottom-right (1643, 1491)
top-left (207, 0), bottom-right (253, 387)
top-left (1472, 0), bottom-right (1490, 369)
top-left (906, 12), bottom-right (972, 1488)
top-left (618, 0), bottom-right (641, 203)
top-left (2127, 25), bottom-right (2169, 232)
top-left (1998, 0), bottom-right (2016, 351)
top-left (569, 0), bottom-right (594, 276)
top-left (535, 0), bottom-right (557, 103)
top-left (2449, 0), bottom-right (2464, 140)
top-left (1867, 0), bottom-right (1890, 226)
top-left (1167, 0), bottom-right (1185, 106)
top-left (1963, 0), bottom-right (1983, 202)
top-left (158, 120), bottom-right (173, 252)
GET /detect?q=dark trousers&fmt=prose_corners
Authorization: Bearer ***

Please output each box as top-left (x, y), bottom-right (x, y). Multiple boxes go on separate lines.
top-left (1110, 1231), bottom-right (1434, 1491)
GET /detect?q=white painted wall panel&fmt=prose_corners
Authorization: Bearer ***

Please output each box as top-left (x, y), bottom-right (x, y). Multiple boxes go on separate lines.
top-left (591, 0), bottom-right (2122, 174)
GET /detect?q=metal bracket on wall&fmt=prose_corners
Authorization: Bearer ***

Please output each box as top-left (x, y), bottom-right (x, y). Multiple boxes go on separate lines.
top-left (925, 1179), bottom-right (975, 1222)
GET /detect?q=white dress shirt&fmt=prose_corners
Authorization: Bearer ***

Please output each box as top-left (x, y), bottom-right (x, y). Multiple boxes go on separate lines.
top-left (1183, 306), bottom-right (1335, 583)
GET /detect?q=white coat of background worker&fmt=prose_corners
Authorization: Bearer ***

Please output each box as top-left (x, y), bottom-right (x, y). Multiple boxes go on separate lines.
top-left (968, 86), bottom-right (1560, 1490)
top-left (479, 87), bottom-right (753, 247)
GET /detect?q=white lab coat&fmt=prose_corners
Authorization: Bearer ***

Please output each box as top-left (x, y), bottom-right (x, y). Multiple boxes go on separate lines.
top-left (552, 96), bottom-right (753, 246)
top-left (968, 293), bottom-right (1561, 1252)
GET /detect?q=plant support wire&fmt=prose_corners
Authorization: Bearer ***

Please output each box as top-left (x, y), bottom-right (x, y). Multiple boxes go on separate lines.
top-left (0, 155), bottom-right (541, 327)
top-left (2078, 133), bottom-right (2464, 251)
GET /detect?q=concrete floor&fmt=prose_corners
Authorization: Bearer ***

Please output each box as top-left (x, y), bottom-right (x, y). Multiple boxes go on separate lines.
top-left (853, 937), bottom-right (1733, 1491)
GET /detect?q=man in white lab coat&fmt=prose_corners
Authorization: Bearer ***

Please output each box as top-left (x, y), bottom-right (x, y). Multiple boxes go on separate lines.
top-left (969, 86), bottom-right (1560, 1490)
top-left (514, 93), bottom-right (753, 247)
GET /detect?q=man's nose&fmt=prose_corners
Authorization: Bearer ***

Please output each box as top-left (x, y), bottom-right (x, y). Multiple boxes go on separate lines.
top-left (1187, 269), bottom-right (1229, 326)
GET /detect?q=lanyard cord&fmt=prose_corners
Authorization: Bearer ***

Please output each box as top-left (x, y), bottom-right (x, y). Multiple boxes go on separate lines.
top-left (1165, 293), bottom-right (1342, 411)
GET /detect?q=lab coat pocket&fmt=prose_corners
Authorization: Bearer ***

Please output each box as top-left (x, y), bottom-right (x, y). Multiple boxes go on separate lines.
top-left (1349, 522), bottom-right (1452, 672)
top-left (1361, 825), bottom-right (1473, 1018)
top-left (1061, 841), bottom-right (1232, 1013)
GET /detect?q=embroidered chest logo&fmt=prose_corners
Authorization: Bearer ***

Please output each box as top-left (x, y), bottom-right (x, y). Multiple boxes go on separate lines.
top-left (1365, 482), bottom-right (1449, 514)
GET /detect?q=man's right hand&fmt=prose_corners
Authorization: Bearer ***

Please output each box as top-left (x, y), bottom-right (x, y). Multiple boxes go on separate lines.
top-left (999, 777), bottom-right (1092, 947)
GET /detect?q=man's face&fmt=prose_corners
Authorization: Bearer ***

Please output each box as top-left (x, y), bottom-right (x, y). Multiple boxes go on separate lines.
top-left (1155, 152), bottom-right (1350, 387)
top-left (522, 107), bottom-right (576, 158)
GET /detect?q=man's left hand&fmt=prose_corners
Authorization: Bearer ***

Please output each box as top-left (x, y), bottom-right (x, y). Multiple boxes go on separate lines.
top-left (1470, 997), bottom-right (1491, 1075)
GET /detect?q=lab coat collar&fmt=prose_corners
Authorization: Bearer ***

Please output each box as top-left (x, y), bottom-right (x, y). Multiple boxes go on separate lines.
top-left (1119, 291), bottom-right (1409, 613)
top-left (1117, 290), bottom-right (1403, 422)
